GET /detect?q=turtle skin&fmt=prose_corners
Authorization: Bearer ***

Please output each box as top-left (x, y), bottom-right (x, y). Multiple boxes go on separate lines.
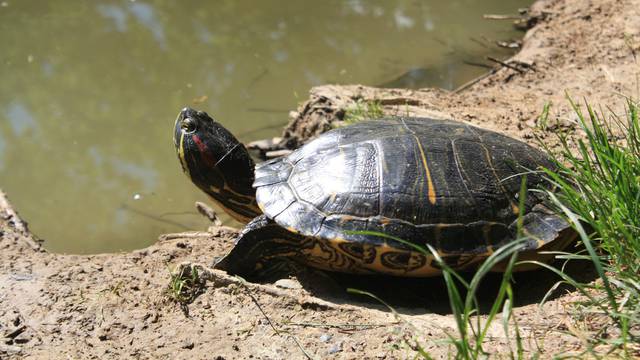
top-left (215, 118), bottom-right (574, 277)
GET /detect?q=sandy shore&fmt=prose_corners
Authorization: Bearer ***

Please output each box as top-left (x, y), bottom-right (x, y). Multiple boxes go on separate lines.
top-left (2, 0), bottom-right (639, 358)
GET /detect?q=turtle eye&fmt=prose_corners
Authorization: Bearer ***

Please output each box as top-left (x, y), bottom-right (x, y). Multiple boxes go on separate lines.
top-left (181, 118), bottom-right (197, 133)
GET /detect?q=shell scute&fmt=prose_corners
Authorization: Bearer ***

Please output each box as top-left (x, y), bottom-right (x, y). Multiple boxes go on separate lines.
top-left (254, 118), bottom-right (567, 255)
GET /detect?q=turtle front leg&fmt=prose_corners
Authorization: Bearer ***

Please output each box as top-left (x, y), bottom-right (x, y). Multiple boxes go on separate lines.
top-left (214, 215), bottom-right (308, 280)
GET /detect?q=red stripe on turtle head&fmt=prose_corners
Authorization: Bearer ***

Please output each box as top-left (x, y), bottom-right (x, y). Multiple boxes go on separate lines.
top-left (192, 134), bottom-right (217, 167)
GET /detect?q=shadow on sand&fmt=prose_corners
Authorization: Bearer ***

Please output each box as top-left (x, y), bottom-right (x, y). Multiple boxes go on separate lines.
top-left (289, 258), bottom-right (598, 316)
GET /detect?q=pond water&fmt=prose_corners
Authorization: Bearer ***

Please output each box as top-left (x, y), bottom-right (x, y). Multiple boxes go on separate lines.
top-left (0, 0), bottom-right (531, 254)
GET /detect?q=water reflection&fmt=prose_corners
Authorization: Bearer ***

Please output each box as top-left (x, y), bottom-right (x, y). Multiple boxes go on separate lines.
top-left (97, 5), bottom-right (128, 33)
top-left (7, 102), bottom-right (38, 136)
top-left (110, 157), bottom-right (158, 192)
top-left (128, 2), bottom-right (166, 48)
top-left (394, 9), bottom-right (415, 29)
top-left (0, 0), bottom-right (531, 253)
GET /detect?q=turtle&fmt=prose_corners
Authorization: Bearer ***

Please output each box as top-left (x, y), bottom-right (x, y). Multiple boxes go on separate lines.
top-left (173, 108), bottom-right (575, 278)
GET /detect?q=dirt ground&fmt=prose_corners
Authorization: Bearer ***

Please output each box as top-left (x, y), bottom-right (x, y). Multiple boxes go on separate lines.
top-left (2, 0), bottom-right (640, 358)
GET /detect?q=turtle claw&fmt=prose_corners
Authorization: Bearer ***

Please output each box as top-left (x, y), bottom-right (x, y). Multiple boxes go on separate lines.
top-left (211, 255), bottom-right (228, 269)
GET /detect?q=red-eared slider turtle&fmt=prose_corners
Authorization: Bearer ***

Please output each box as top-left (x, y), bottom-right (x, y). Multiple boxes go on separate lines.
top-left (174, 108), bottom-right (575, 278)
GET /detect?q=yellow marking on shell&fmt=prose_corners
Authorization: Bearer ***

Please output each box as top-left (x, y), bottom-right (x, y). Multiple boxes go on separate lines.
top-left (519, 226), bottom-right (547, 249)
top-left (434, 223), bottom-right (445, 241)
top-left (303, 236), bottom-right (448, 277)
top-left (413, 135), bottom-right (437, 205)
top-left (374, 247), bottom-right (442, 277)
top-left (178, 131), bottom-right (190, 177)
top-left (308, 243), bottom-right (331, 260)
top-left (286, 226), bottom-right (299, 234)
top-left (306, 230), bottom-right (543, 276)
top-left (522, 228), bottom-right (550, 249)
top-left (369, 242), bottom-right (437, 276)
top-left (482, 223), bottom-right (492, 236)
top-left (479, 144), bottom-right (520, 215)
top-left (338, 215), bottom-right (355, 225)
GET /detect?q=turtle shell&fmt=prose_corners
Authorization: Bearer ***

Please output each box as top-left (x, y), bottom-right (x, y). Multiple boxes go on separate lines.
top-left (253, 118), bottom-right (558, 256)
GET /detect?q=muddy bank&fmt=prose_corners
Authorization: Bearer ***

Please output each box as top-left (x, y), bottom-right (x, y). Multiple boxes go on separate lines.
top-left (2, 0), bottom-right (640, 358)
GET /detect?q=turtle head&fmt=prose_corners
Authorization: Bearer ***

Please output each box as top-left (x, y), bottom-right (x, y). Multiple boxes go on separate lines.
top-left (174, 107), bottom-right (261, 223)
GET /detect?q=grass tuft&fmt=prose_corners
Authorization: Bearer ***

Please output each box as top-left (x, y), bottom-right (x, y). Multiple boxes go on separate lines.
top-left (166, 263), bottom-right (206, 305)
top-left (541, 97), bottom-right (640, 278)
top-left (535, 96), bottom-right (640, 356)
top-left (339, 99), bottom-right (384, 126)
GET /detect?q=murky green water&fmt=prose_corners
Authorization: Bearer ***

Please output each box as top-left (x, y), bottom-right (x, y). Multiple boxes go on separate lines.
top-left (0, 0), bottom-right (531, 254)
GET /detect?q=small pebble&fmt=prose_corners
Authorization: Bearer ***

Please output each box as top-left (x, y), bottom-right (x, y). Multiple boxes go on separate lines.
top-left (328, 341), bottom-right (343, 354)
top-left (319, 334), bottom-right (332, 342)
top-left (0, 344), bottom-right (22, 354)
top-left (274, 278), bottom-right (302, 290)
top-left (9, 273), bottom-right (33, 281)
